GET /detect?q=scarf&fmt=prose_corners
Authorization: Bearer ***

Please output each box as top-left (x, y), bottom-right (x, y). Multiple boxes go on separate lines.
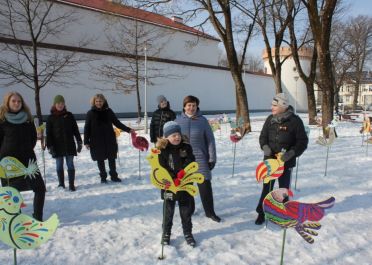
top-left (271, 107), bottom-right (293, 124)
top-left (5, 111), bottom-right (28, 124)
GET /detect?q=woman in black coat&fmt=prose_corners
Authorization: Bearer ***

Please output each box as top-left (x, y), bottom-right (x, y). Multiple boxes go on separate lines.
top-left (255, 93), bottom-right (308, 225)
top-left (150, 95), bottom-right (176, 143)
top-left (46, 95), bottom-right (82, 191)
top-left (0, 91), bottom-right (46, 221)
top-left (84, 94), bottom-right (133, 183)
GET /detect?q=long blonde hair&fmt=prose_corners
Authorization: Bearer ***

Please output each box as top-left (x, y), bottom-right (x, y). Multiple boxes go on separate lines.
top-left (90, 94), bottom-right (107, 107)
top-left (0, 91), bottom-right (32, 122)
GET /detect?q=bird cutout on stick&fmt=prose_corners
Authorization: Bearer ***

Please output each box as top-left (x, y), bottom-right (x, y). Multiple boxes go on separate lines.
top-left (33, 118), bottom-right (46, 149)
top-left (146, 148), bottom-right (204, 197)
top-left (263, 188), bottom-right (335, 244)
top-left (131, 131), bottom-right (149, 152)
top-left (0, 157), bottom-right (40, 180)
top-left (256, 153), bottom-right (285, 183)
top-left (360, 116), bottom-right (371, 134)
top-left (208, 119), bottom-right (221, 132)
top-left (229, 117), bottom-right (244, 143)
top-left (316, 126), bottom-right (337, 146)
top-left (0, 186), bottom-right (59, 249)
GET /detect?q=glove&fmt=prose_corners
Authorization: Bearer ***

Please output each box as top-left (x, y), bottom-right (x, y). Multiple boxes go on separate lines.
top-left (77, 143), bottom-right (82, 153)
top-left (281, 150), bottom-right (295, 162)
top-left (208, 161), bottom-right (216, 170)
top-left (262, 145), bottom-right (272, 157)
top-left (48, 146), bottom-right (56, 157)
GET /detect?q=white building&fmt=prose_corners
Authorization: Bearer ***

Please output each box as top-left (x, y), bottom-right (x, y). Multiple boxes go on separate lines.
top-left (339, 72), bottom-right (372, 109)
top-left (0, 0), bottom-right (275, 118)
top-left (262, 47), bottom-right (312, 112)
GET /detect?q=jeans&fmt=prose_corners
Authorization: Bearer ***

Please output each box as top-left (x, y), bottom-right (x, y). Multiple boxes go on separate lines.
top-left (56, 156), bottom-right (75, 172)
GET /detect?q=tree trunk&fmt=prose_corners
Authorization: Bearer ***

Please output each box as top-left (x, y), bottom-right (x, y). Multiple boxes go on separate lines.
top-left (305, 81), bottom-right (317, 125)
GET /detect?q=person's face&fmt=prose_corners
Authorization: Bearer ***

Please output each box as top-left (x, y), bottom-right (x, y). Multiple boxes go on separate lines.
top-left (9, 95), bottom-right (22, 112)
top-left (95, 98), bottom-right (104, 109)
top-left (55, 102), bottom-right (65, 111)
top-left (184, 102), bottom-right (198, 116)
top-left (159, 100), bottom-right (167, 109)
top-left (271, 104), bottom-right (286, 115)
top-left (167, 132), bottom-right (181, 145)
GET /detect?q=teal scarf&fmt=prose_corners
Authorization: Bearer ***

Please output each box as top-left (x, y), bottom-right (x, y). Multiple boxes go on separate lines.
top-left (5, 111), bottom-right (28, 124)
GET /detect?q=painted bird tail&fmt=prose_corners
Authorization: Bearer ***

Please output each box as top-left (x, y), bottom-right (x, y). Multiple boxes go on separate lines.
top-left (315, 197), bottom-right (335, 209)
top-left (295, 222), bottom-right (321, 244)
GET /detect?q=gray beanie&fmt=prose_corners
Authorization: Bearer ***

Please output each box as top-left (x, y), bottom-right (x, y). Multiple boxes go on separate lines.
top-left (272, 93), bottom-right (289, 108)
top-left (163, 121), bottom-right (181, 138)
top-left (157, 95), bottom-right (167, 104)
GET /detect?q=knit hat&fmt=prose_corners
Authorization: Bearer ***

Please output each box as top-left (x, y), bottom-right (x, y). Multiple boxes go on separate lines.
top-left (157, 95), bottom-right (167, 104)
top-left (53, 95), bottom-right (65, 104)
top-left (163, 121), bottom-right (181, 138)
top-left (272, 93), bottom-right (288, 108)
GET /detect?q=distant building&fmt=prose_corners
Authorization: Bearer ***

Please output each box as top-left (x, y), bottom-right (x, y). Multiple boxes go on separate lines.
top-left (262, 47), bottom-right (312, 112)
top-left (339, 71), bottom-right (372, 109)
top-left (0, 0), bottom-right (275, 118)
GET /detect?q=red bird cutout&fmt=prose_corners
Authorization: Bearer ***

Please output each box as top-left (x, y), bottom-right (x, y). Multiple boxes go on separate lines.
top-left (230, 130), bottom-right (242, 143)
top-left (131, 131), bottom-right (149, 151)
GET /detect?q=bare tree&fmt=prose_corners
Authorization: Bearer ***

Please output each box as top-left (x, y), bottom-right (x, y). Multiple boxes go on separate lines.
top-left (287, 0), bottom-right (318, 124)
top-left (133, 0), bottom-right (262, 136)
top-left (302, 0), bottom-right (338, 132)
top-left (0, 0), bottom-right (86, 122)
top-left (254, 0), bottom-right (295, 93)
top-left (97, 13), bottom-right (173, 120)
top-left (344, 16), bottom-right (372, 110)
top-left (218, 52), bottom-right (264, 73)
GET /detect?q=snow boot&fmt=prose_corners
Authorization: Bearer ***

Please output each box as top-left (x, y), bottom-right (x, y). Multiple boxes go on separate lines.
top-left (255, 213), bottom-right (265, 225)
top-left (68, 169), bottom-right (76, 191)
top-left (100, 172), bottom-right (108, 184)
top-left (184, 233), bottom-right (196, 247)
top-left (57, 170), bottom-right (65, 188)
top-left (161, 232), bottom-right (171, 245)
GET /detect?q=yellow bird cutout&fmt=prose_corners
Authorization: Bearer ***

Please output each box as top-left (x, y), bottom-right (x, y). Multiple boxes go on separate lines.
top-left (360, 117), bottom-right (371, 134)
top-left (0, 157), bottom-right (40, 180)
top-left (256, 153), bottom-right (285, 183)
top-left (146, 148), bottom-right (204, 197)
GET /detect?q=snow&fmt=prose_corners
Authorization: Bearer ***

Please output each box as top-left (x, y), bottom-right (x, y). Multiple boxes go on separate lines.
top-left (1, 112), bottom-right (372, 265)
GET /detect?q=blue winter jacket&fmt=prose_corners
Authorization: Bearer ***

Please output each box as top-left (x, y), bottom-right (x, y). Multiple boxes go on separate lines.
top-left (176, 111), bottom-right (216, 180)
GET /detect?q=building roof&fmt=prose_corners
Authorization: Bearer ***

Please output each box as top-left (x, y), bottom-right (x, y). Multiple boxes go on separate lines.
top-left (344, 71), bottom-right (372, 85)
top-left (56, 0), bottom-right (219, 41)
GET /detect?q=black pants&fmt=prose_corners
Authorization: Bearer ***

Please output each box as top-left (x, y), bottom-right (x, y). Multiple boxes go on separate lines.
top-left (197, 179), bottom-right (217, 217)
top-left (97, 159), bottom-right (117, 179)
top-left (1, 172), bottom-right (46, 221)
top-left (163, 193), bottom-right (194, 235)
top-left (256, 167), bottom-right (292, 215)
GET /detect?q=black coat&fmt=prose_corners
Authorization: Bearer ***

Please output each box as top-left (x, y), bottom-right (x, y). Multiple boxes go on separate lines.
top-left (84, 105), bottom-right (130, 161)
top-left (0, 119), bottom-right (45, 192)
top-left (158, 140), bottom-right (195, 201)
top-left (46, 109), bottom-right (82, 158)
top-left (150, 103), bottom-right (176, 143)
top-left (259, 107), bottom-right (308, 168)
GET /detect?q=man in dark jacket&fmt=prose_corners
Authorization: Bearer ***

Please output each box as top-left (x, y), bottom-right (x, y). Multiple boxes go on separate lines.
top-left (150, 95), bottom-right (176, 144)
top-left (255, 93), bottom-right (308, 225)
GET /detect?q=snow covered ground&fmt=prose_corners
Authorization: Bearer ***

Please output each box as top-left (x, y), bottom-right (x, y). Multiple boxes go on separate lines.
top-left (1, 112), bottom-right (372, 265)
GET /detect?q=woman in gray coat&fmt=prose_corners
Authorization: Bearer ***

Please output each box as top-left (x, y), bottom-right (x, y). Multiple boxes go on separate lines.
top-left (176, 95), bottom-right (221, 222)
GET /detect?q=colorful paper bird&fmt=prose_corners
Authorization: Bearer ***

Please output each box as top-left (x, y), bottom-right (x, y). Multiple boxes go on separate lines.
top-left (256, 153), bottom-right (284, 183)
top-left (360, 116), bottom-right (371, 134)
top-left (263, 188), bottom-right (335, 244)
top-left (209, 119), bottom-right (221, 132)
top-left (131, 131), bottom-right (149, 152)
top-left (0, 186), bottom-right (59, 249)
top-left (146, 148), bottom-right (204, 197)
top-left (0, 157), bottom-right (40, 180)
top-left (316, 126), bottom-right (336, 146)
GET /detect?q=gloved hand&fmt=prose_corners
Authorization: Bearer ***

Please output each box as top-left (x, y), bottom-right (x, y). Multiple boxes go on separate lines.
top-left (77, 143), bottom-right (83, 153)
top-left (262, 145), bottom-right (272, 157)
top-left (48, 146), bottom-right (56, 157)
top-left (208, 162), bottom-right (216, 170)
top-left (281, 150), bottom-right (295, 162)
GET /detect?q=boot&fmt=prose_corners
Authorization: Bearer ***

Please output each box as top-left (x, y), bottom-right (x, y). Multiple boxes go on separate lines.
top-left (184, 233), bottom-right (196, 247)
top-left (57, 170), bottom-right (65, 188)
top-left (68, 170), bottom-right (76, 191)
top-left (110, 171), bottom-right (122, 182)
top-left (255, 213), bottom-right (265, 225)
top-left (161, 232), bottom-right (171, 245)
top-left (100, 172), bottom-right (108, 183)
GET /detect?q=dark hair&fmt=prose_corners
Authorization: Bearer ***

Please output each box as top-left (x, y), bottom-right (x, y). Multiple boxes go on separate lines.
top-left (183, 95), bottom-right (200, 107)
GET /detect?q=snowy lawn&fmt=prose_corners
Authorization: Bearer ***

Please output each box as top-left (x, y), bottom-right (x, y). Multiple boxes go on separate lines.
top-left (1, 113), bottom-right (371, 265)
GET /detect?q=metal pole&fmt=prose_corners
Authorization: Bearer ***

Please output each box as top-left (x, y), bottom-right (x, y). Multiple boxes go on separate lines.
top-left (294, 76), bottom-right (299, 114)
top-left (144, 44), bottom-right (148, 134)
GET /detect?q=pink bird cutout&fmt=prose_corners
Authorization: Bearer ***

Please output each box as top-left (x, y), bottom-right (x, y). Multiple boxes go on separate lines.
top-left (131, 131), bottom-right (149, 151)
